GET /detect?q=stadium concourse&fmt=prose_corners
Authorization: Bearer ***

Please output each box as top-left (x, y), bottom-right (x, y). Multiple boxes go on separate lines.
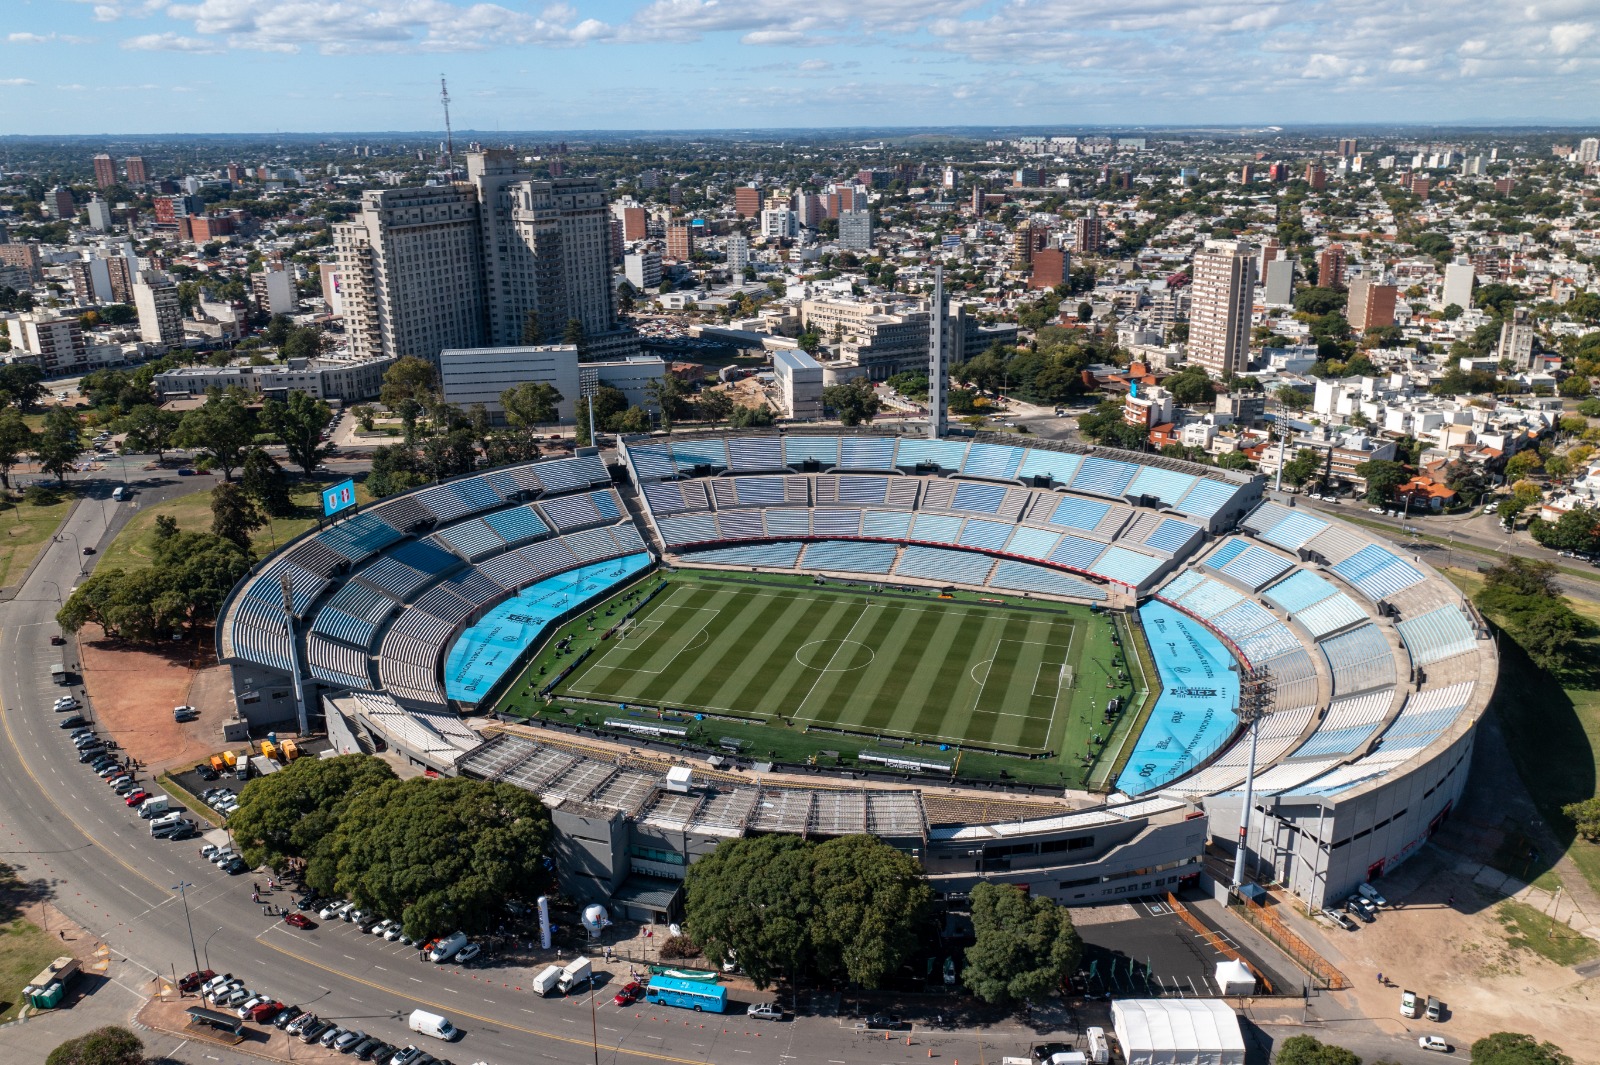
top-left (214, 429), bottom-right (1495, 921)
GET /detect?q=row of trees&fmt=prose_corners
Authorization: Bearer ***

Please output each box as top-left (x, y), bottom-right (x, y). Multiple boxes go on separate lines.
top-left (1474, 558), bottom-right (1589, 675)
top-left (227, 754), bottom-right (552, 939)
top-left (1276, 1033), bottom-right (1570, 1065)
top-left (682, 834), bottom-right (1081, 1005)
top-left (56, 521), bottom-right (252, 641)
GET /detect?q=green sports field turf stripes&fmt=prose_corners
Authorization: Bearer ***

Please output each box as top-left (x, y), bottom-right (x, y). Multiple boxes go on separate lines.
top-left (557, 581), bottom-right (1090, 754)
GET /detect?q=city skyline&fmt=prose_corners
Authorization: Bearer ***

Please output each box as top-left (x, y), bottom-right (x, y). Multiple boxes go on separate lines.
top-left (2, 0), bottom-right (1599, 134)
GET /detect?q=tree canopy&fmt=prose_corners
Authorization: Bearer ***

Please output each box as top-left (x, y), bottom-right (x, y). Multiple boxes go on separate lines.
top-left (229, 754), bottom-right (398, 872)
top-left (312, 775), bottom-right (553, 940)
top-left (45, 1026), bottom-right (147, 1065)
top-left (1474, 558), bottom-right (1588, 675)
top-left (683, 834), bottom-right (815, 990)
top-left (1470, 1033), bottom-right (1571, 1065)
top-left (1355, 458), bottom-right (1410, 505)
top-left (34, 406), bottom-right (83, 484)
top-left (822, 378), bottom-right (882, 427)
top-left (57, 528), bottom-right (251, 640)
top-left (175, 389), bottom-right (257, 482)
top-left (962, 882), bottom-right (1083, 1006)
top-left (262, 390), bottom-right (333, 475)
top-left (1274, 1035), bottom-right (1361, 1065)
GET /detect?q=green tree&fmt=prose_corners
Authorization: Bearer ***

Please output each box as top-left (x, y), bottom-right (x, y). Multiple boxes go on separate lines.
top-left (0, 406), bottom-right (34, 491)
top-left (1504, 450), bottom-right (1543, 482)
top-left (229, 754), bottom-right (398, 872)
top-left (1529, 505), bottom-right (1599, 553)
top-left (45, 1026), bottom-right (146, 1065)
top-left (1562, 797), bottom-right (1600, 842)
top-left (115, 405), bottom-right (180, 460)
top-left (822, 378), bottom-right (881, 427)
top-left (808, 834), bottom-right (931, 989)
top-left (684, 834), bottom-right (815, 990)
top-left (367, 444), bottom-right (428, 499)
top-left (520, 309), bottom-right (544, 345)
top-left (174, 389), bottom-right (256, 482)
top-left (1355, 459), bottom-right (1410, 505)
top-left (262, 390), bottom-right (333, 475)
top-left (0, 363), bottom-right (47, 411)
top-left (282, 324), bottom-right (325, 361)
top-left (727, 403), bottom-right (775, 428)
top-left (1163, 365), bottom-right (1215, 406)
top-left (1274, 1035), bottom-right (1361, 1065)
top-left (1559, 374), bottom-right (1591, 398)
top-left (696, 388), bottom-right (734, 424)
top-left (314, 775), bottom-right (552, 940)
top-left (379, 356), bottom-right (439, 412)
top-left (240, 447), bottom-right (294, 517)
top-left (1469, 1033), bottom-right (1571, 1065)
top-left (57, 531), bottom-right (249, 639)
top-left (563, 317), bottom-right (586, 354)
top-left (499, 381), bottom-right (563, 460)
top-left (797, 329), bottom-right (823, 353)
top-left (1275, 385), bottom-right (1312, 410)
top-left (33, 406), bottom-right (83, 484)
top-left (645, 375), bottom-right (690, 430)
top-left (210, 482), bottom-right (265, 555)
top-left (962, 882), bottom-right (1083, 1006)
top-left (1475, 558), bottom-right (1587, 674)
top-left (1293, 287), bottom-right (1346, 315)
top-left (1282, 447), bottom-right (1322, 488)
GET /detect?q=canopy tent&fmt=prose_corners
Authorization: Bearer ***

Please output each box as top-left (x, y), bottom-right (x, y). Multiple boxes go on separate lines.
top-left (1111, 999), bottom-right (1246, 1065)
top-left (1214, 960), bottom-right (1257, 995)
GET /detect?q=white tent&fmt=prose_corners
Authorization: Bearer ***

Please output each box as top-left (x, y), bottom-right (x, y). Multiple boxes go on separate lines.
top-left (1214, 960), bottom-right (1256, 996)
top-left (1111, 999), bottom-right (1246, 1065)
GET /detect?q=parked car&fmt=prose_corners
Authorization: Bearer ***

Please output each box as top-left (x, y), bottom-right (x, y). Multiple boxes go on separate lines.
top-left (320, 900), bottom-right (348, 920)
top-left (357, 913), bottom-right (383, 933)
top-left (453, 943), bottom-right (481, 964)
top-left (249, 999), bottom-right (284, 1024)
top-left (123, 789), bottom-right (149, 807)
top-left (1344, 897), bottom-right (1375, 923)
top-left (200, 844), bottom-right (221, 861)
top-left (1357, 882), bottom-right (1389, 907)
top-left (285, 912), bottom-right (316, 930)
top-left (334, 1029), bottom-right (367, 1052)
top-left (178, 969), bottom-right (216, 993)
top-left (321, 1025), bottom-right (349, 1048)
top-left (864, 1014), bottom-right (905, 1030)
top-left (287, 1013), bottom-right (317, 1036)
top-left (383, 923), bottom-right (406, 941)
top-left (1419, 1036), bottom-right (1451, 1053)
top-left (613, 982), bottom-right (643, 1006)
top-left (747, 1003), bottom-right (782, 1020)
top-left (301, 1020), bottom-right (334, 1044)
top-left (360, 1041), bottom-right (394, 1062)
top-left (273, 1005), bottom-right (303, 1030)
top-left (1324, 909), bottom-right (1358, 931)
top-left (58, 715), bottom-right (87, 729)
top-left (194, 762), bottom-right (219, 781)
top-left (222, 856), bottom-right (248, 875)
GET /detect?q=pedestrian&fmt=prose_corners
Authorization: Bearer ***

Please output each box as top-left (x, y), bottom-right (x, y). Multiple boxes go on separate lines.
top-left (1447, 895), bottom-right (1455, 906)
top-left (252, 892), bottom-right (259, 903)
top-left (1377, 971), bottom-right (1384, 984)
top-left (58, 930), bottom-right (64, 940)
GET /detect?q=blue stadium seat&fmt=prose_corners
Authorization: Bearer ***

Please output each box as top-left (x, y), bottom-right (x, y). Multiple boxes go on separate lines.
top-left (1090, 546), bottom-right (1163, 587)
top-left (482, 505), bottom-right (551, 545)
top-left (895, 545), bottom-right (995, 585)
top-left (989, 560), bottom-right (1108, 600)
top-left (685, 541), bottom-right (804, 568)
top-left (783, 436), bottom-right (841, 467)
top-left (960, 442), bottom-right (1024, 480)
top-left (1126, 466), bottom-right (1197, 506)
top-left (1048, 495), bottom-right (1113, 531)
top-left (1069, 456), bottom-right (1140, 498)
top-left (839, 436), bottom-right (897, 470)
top-left (1016, 449), bottom-right (1083, 485)
top-left (1396, 605), bottom-right (1478, 666)
top-left (803, 540), bottom-right (899, 574)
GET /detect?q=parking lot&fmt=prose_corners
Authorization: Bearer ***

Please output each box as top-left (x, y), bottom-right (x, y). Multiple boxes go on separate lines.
top-left (1071, 895), bottom-right (1295, 998)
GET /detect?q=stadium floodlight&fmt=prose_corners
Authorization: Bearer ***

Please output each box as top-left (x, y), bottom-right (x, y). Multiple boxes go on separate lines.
top-left (1230, 664), bottom-right (1275, 896)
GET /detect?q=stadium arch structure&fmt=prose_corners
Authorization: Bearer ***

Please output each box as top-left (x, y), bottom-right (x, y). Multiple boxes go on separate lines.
top-left (213, 429), bottom-right (1494, 919)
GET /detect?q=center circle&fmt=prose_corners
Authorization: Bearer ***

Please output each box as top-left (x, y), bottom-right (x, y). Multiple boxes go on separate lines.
top-left (794, 639), bottom-right (877, 672)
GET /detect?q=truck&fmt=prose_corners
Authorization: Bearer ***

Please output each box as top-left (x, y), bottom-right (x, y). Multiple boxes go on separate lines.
top-left (557, 957), bottom-right (592, 993)
top-left (408, 1009), bottom-right (460, 1041)
top-left (1087, 1027), bottom-right (1110, 1065)
top-left (138, 795), bottom-right (169, 819)
top-left (531, 965), bottom-right (564, 997)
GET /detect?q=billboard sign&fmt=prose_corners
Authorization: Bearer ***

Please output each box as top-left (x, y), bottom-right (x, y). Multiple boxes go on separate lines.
top-left (321, 478), bottom-right (356, 517)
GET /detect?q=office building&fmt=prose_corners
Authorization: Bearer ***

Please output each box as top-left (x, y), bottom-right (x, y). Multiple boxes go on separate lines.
top-left (1347, 278), bottom-right (1398, 331)
top-left (838, 209), bottom-right (873, 251)
top-left (154, 355), bottom-right (395, 402)
top-left (666, 224), bottom-right (695, 261)
top-left (1263, 258), bottom-right (1295, 305)
top-left (734, 187), bottom-right (761, 218)
top-left (1187, 239), bottom-right (1256, 378)
top-left (624, 251), bottom-right (662, 292)
top-left (124, 156), bottom-right (147, 185)
top-left (1317, 244), bottom-right (1346, 289)
top-left (1074, 206), bottom-right (1103, 254)
top-left (1498, 307), bottom-right (1536, 370)
top-left (3, 312), bottom-right (87, 373)
top-left (773, 348), bottom-right (823, 419)
top-left (254, 262), bottom-right (297, 316)
top-left (1029, 248), bottom-right (1069, 290)
top-left (334, 149), bottom-right (624, 367)
top-left (725, 235), bottom-right (749, 277)
top-left (437, 345), bottom-right (664, 423)
top-left (1442, 261), bottom-right (1475, 311)
top-left (133, 270), bottom-right (185, 348)
top-left (93, 153), bottom-right (117, 189)
top-left (85, 196), bottom-right (113, 231)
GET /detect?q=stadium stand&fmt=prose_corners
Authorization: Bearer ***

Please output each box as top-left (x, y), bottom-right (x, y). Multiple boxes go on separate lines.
top-left (897, 545), bottom-right (996, 586)
top-left (1396, 605), bottom-right (1479, 666)
top-left (680, 542), bottom-right (804, 569)
top-left (1320, 624), bottom-right (1398, 695)
top-left (802, 540), bottom-right (900, 575)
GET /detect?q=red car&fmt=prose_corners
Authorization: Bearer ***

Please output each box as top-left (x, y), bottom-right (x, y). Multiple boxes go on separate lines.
top-left (248, 999), bottom-right (283, 1023)
top-left (124, 790), bottom-right (149, 807)
top-left (613, 981), bottom-right (644, 1006)
top-left (178, 968), bottom-right (215, 993)
top-left (284, 912), bottom-right (315, 930)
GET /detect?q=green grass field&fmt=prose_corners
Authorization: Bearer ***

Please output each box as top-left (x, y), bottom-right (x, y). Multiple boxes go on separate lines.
top-left (530, 573), bottom-right (1141, 779)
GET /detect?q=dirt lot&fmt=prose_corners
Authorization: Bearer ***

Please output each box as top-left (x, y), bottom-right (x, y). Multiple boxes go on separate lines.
top-left (76, 625), bottom-right (235, 774)
top-left (1281, 845), bottom-right (1600, 1061)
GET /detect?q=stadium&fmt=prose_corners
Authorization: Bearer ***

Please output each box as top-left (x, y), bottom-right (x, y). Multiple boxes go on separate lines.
top-left (216, 428), bottom-right (1496, 925)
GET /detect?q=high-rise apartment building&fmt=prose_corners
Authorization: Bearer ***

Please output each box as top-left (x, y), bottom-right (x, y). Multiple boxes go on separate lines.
top-left (1338, 138), bottom-right (1359, 158)
top-left (1187, 239), bottom-right (1256, 378)
top-left (1012, 224), bottom-right (1045, 267)
top-left (85, 196), bottom-right (113, 231)
top-left (1579, 138), bottom-right (1600, 164)
top-left (624, 251), bottom-right (661, 292)
top-left (1346, 278), bottom-right (1397, 331)
top-left (254, 262), bottom-right (297, 316)
top-left (838, 210), bottom-right (873, 252)
top-left (1498, 307), bottom-right (1536, 369)
top-left (124, 156), bottom-right (148, 185)
top-left (1263, 259), bottom-right (1295, 305)
top-left (666, 224), bottom-right (695, 261)
top-left (734, 187), bottom-right (761, 218)
top-left (1029, 248), bottom-right (1069, 290)
top-left (226, 163), bottom-right (243, 185)
top-left (68, 250), bottom-right (134, 304)
top-left (1442, 261), bottom-right (1475, 310)
top-left (1074, 206), bottom-right (1103, 254)
top-left (618, 205), bottom-right (647, 241)
top-left (4, 312), bottom-right (88, 373)
top-left (334, 150), bottom-right (622, 365)
top-left (48, 187), bottom-right (75, 221)
top-left (761, 208), bottom-right (798, 240)
top-left (726, 235), bottom-right (749, 277)
top-left (133, 270), bottom-right (185, 348)
top-left (1317, 244), bottom-right (1347, 288)
top-left (93, 153), bottom-right (117, 189)
top-left (1304, 163), bottom-right (1326, 190)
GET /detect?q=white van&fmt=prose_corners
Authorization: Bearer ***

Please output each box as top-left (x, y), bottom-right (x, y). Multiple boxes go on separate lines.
top-left (428, 931), bottom-right (468, 963)
top-left (149, 812), bottom-right (183, 835)
top-left (111, 486), bottom-right (126, 501)
top-left (408, 1009), bottom-right (459, 1041)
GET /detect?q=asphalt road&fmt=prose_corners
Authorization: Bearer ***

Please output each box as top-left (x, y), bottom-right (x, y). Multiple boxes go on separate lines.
top-left (0, 457), bottom-right (1456, 1065)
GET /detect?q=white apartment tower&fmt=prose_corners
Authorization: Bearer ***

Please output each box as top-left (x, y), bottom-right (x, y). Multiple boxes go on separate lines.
top-left (333, 149), bottom-right (622, 367)
top-left (1578, 137), bottom-right (1600, 164)
top-left (726, 235), bottom-right (750, 277)
top-left (133, 270), bottom-right (185, 348)
top-left (838, 209), bottom-right (874, 251)
top-left (1187, 239), bottom-right (1256, 377)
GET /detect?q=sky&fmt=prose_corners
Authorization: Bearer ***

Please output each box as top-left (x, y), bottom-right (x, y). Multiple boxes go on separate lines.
top-left (2, 0), bottom-right (1599, 134)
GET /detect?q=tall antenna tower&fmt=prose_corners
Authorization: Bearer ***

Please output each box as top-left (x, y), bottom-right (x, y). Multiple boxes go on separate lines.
top-left (439, 74), bottom-right (455, 177)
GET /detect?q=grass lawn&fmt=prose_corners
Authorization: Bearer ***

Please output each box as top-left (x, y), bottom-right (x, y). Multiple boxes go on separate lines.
top-left (497, 569), bottom-right (1142, 787)
top-left (1443, 566), bottom-right (1600, 900)
top-left (0, 917), bottom-right (63, 1022)
top-left (0, 494), bottom-right (74, 590)
top-left (1496, 899), bottom-right (1600, 966)
top-left (99, 479), bottom-right (373, 573)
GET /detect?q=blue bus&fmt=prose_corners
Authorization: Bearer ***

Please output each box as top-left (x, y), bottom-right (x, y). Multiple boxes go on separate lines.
top-left (644, 975), bottom-right (728, 1013)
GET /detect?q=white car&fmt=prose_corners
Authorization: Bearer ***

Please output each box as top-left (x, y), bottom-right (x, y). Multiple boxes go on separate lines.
top-left (1357, 882), bottom-right (1389, 907)
top-left (370, 919), bottom-right (394, 937)
top-left (1368, 506), bottom-right (1384, 513)
top-left (384, 923), bottom-right (406, 942)
top-left (1419, 1036), bottom-right (1451, 1053)
top-left (236, 995), bottom-right (269, 1019)
top-left (454, 943), bottom-right (481, 964)
top-left (319, 900), bottom-right (347, 921)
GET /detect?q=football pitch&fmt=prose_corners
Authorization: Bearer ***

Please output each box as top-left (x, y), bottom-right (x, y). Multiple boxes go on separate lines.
top-left (553, 578), bottom-right (1103, 754)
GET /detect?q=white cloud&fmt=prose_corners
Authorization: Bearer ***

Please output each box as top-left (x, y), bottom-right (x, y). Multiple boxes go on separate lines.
top-left (0, 77), bottom-right (36, 85)
top-left (1548, 22), bottom-right (1595, 54)
top-left (121, 32), bottom-right (224, 52)
top-left (9, 32), bottom-right (93, 44)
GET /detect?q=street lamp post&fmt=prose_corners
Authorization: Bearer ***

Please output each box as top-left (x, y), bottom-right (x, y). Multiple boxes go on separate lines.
top-left (173, 881), bottom-right (202, 978)
top-left (202, 925), bottom-right (224, 972)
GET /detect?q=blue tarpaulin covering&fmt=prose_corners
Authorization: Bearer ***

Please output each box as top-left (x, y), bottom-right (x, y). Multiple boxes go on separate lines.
top-left (443, 553), bottom-right (653, 703)
top-left (1115, 600), bottom-right (1241, 795)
